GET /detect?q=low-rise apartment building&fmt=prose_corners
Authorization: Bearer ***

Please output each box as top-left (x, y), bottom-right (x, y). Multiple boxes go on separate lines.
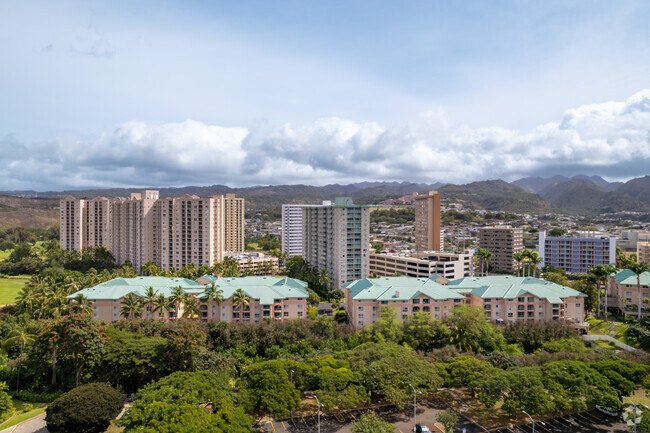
top-left (538, 230), bottom-right (616, 274)
top-left (225, 252), bottom-right (279, 275)
top-left (70, 275), bottom-right (308, 323)
top-left (345, 275), bottom-right (586, 328)
top-left (369, 251), bottom-right (473, 280)
top-left (605, 269), bottom-right (650, 317)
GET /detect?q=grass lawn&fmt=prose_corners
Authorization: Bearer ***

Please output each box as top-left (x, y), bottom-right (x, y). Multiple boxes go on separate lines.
top-left (0, 276), bottom-right (30, 305)
top-left (627, 388), bottom-right (650, 408)
top-left (107, 422), bottom-right (124, 432)
top-left (245, 242), bottom-right (261, 251)
top-left (0, 400), bottom-right (46, 430)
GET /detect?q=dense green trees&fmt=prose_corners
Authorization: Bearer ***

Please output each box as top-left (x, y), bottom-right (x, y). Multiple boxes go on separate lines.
top-left (118, 371), bottom-right (253, 433)
top-left (46, 382), bottom-right (123, 433)
top-left (239, 360), bottom-right (300, 417)
top-left (350, 412), bottom-right (395, 433)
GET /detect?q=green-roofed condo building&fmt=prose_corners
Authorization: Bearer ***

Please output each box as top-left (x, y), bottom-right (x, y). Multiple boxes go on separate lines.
top-left (69, 276), bottom-right (309, 322)
top-left (345, 275), bottom-right (587, 329)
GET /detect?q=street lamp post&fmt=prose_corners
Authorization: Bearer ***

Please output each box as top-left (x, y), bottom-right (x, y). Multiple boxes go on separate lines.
top-left (522, 411), bottom-right (535, 433)
top-left (409, 384), bottom-right (422, 431)
top-left (622, 397), bottom-right (648, 433)
top-left (311, 395), bottom-right (323, 433)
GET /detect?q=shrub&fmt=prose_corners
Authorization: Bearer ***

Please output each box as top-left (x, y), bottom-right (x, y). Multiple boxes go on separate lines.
top-left (8, 390), bottom-right (62, 403)
top-left (46, 383), bottom-right (123, 433)
top-left (0, 390), bottom-right (13, 423)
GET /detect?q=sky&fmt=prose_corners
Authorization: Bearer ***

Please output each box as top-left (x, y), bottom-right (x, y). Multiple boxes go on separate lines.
top-left (1, 0), bottom-right (649, 191)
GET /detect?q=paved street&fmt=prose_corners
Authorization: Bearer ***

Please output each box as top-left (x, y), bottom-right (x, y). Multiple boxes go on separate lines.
top-left (0, 413), bottom-right (47, 433)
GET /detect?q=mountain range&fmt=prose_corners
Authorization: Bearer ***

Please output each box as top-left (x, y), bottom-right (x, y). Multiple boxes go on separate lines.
top-left (1, 176), bottom-right (649, 228)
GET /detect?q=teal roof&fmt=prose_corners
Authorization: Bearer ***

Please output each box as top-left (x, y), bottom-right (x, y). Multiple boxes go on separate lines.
top-left (447, 276), bottom-right (586, 303)
top-left (614, 269), bottom-right (650, 286)
top-left (70, 276), bottom-right (309, 304)
top-left (346, 277), bottom-right (465, 301)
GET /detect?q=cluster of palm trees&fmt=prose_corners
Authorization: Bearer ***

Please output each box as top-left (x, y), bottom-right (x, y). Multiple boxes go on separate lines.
top-left (474, 248), bottom-right (494, 276)
top-left (513, 249), bottom-right (543, 277)
top-left (141, 257), bottom-right (244, 279)
top-left (118, 283), bottom-right (252, 322)
top-left (15, 272), bottom-right (123, 320)
top-left (285, 256), bottom-right (331, 297)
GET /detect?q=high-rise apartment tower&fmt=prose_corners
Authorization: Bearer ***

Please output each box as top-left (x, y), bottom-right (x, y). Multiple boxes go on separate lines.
top-left (303, 198), bottom-right (370, 289)
top-left (60, 191), bottom-right (225, 271)
top-left (414, 190), bottom-right (443, 252)
top-left (477, 226), bottom-right (523, 274)
top-left (224, 194), bottom-right (245, 252)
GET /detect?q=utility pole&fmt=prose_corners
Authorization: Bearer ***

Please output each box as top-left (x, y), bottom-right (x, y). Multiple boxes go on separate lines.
top-left (408, 384), bottom-right (421, 431)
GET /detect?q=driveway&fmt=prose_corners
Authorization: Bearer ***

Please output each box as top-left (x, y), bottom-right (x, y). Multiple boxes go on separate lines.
top-left (0, 413), bottom-right (47, 433)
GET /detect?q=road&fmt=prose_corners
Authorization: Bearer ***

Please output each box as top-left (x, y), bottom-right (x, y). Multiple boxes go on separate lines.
top-left (0, 413), bottom-right (47, 433)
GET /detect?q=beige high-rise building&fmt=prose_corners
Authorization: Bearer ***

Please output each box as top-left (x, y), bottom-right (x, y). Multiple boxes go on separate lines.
top-left (414, 191), bottom-right (442, 252)
top-left (60, 191), bottom-right (225, 271)
top-left (477, 226), bottom-right (523, 274)
top-left (224, 194), bottom-right (245, 252)
top-left (638, 241), bottom-right (650, 264)
top-left (303, 198), bottom-right (370, 289)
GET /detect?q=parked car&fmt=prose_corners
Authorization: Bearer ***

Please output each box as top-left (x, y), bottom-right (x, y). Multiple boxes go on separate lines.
top-left (413, 424), bottom-right (431, 433)
top-left (596, 405), bottom-right (619, 417)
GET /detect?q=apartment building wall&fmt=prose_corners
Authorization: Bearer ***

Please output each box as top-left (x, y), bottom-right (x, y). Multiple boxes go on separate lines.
top-left (281, 204), bottom-right (322, 257)
top-left (477, 226), bottom-right (523, 273)
top-left (637, 241), bottom-right (650, 264)
top-left (303, 198), bottom-right (370, 289)
top-left (605, 271), bottom-right (650, 317)
top-left (60, 197), bottom-right (86, 251)
top-left (61, 191), bottom-right (224, 272)
top-left (350, 296), bottom-right (462, 328)
top-left (224, 194), bottom-right (245, 253)
top-left (369, 251), bottom-right (473, 280)
top-left (538, 230), bottom-right (616, 274)
top-left (414, 191), bottom-right (442, 252)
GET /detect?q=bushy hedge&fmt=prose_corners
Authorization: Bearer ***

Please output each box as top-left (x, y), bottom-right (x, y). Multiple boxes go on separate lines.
top-left (8, 390), bottom-right (62, 403)
top-left (46, 383), bottom-right (123, 433)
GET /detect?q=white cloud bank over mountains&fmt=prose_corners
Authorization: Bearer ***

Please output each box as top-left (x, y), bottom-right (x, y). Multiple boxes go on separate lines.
top-left (2, 90), bottom-right (650, 191)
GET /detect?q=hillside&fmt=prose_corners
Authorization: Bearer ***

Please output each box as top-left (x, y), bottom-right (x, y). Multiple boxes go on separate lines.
top-left (539, 179), bottom-right (650, 214)
top-left (0, 195), bottom-right (59, 229)
top-left (512, 174), bottom-right (618, 193)
top-left (618, 176), bottom-right (650, 205)
top-left (438, 180), bottom-right (554, 213)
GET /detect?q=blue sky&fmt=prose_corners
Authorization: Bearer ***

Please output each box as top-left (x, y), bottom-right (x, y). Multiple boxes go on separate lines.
top-left (1, 1), bottom-right (649, 190)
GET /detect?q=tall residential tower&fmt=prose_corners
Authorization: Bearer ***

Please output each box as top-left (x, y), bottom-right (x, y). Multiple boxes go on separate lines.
top-left (224, 193), bottom-right (245, 252)
top-left (303, 198), bottom-right (370, 289)
top-left (414, 190), bottom-right (442, 252)
top-left (60, 191), bottom-right (225, 271)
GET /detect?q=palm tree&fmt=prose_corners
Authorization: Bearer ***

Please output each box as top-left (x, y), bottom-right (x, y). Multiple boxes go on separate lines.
top-left (3, 324), bottom-right (36, 390)
top-left (318, 268), bottom-right (331, 291)
top-left (120, 293), bottom-right (144, 321)
top-left (529, 252), bottom-right (543, 278)
top-left (152, 294), bottom-right (174, 320)
top-left (588, 264), bottom-right (617, 318)
top-left (231, 288), bottom-right (249, 321)
top-left (201, 282), bottom-right (224, 306)
top-left (626, 262), bottom-right (650, 320)
top-left (169, 286), bottom-right (188, 320)
top-left (513, 251), bottom-right (525, 277)
top-left (70, 294), bottom-right (93, 315)
top-left (143, 286), bottom-right (157, 319)
top-left (182, 297), bottom-right (201, 320)
top-left (483, 250), bottom-right (494, 276)
top-left (449, 321), bottom-right (472, 352)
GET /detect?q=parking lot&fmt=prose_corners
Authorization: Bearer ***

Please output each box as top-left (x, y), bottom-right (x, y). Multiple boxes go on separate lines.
top-left (256, 405), bottom-right (631, 433)
top-left (256, 401), bottom-right (485, 433)
top-left (489, 410), bottom-right (629, 433)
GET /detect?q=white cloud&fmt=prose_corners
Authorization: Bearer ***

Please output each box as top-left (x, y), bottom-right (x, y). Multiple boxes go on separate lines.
top-left (1, 90), bottom-right (649, 191)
